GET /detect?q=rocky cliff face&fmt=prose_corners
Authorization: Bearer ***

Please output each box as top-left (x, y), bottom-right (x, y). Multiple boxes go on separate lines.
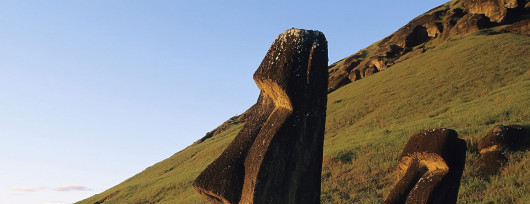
top-left (328, 0), bottom-right (530, 92)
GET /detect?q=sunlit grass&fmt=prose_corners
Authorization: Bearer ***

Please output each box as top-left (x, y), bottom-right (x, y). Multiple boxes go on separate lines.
top-left (322, 32), bottom-right (530, 203)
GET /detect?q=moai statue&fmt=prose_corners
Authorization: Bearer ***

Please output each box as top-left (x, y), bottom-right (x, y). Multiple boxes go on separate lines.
top-left (384, 129), bottom-right (466, 204)
top-left (193, 28), bottom-right (328, 204)
top-left (474, 125), bottom-right (528, 178)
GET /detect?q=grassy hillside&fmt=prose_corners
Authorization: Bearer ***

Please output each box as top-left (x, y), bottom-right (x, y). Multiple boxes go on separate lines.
top-left (79, 31), bottom-right (530, 203)
top-left (321, 32), bottom-right (530, 203)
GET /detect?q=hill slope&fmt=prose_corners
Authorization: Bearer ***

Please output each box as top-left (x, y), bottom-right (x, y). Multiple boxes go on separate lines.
top-left (79, 31), bottom-right (530, 204)
top-left (327, 0), bottom-right (530, 92)
top-left (79, 1), bottom-right (530, 203)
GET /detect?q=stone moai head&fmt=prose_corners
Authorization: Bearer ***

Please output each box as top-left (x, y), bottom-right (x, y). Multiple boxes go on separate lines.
top-left (384, 129), bottom-right (466, 204)
top-left (253, 29), bottom-right (328, 111)
top-left (193, 28), bottom-right (328, 204)
top-left (473, 125), bottom-right (528, 178)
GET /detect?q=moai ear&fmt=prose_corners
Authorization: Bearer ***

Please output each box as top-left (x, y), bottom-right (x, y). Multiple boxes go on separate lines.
top-left (194, 28), bottom-right (328, 204)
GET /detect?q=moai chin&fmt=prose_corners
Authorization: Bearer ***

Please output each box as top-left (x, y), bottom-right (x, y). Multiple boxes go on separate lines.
top-left (384, 129), bottom-right (466, 204)
top-left (193, 28), bottom-right (328, 204)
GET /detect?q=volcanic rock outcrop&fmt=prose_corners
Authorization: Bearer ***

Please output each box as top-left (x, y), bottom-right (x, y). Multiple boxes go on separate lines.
top-left (328, 0), bottom-right (530, 93)
top-left (384, 129), bottom-right (466, 204)
top-left (462, 0), bottom-right (523, 23)
top-left (473, 125), bottom-right (528, 178)
top-left (193, 28), bottom-right (328, 204)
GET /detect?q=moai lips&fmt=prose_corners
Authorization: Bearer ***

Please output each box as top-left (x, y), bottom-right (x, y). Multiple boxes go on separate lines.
top-left (384, 129), bottom-right (466, 204)
top-left (193, 28), bottom-right (328, 204)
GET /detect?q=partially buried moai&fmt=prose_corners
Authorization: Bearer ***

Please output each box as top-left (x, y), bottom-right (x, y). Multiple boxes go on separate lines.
top-left (384, 128), bottom-right (466, 204)
top-left (473, 125), bottom-right (528, 179)
top-left (193, 28), bottom-right (328, 204)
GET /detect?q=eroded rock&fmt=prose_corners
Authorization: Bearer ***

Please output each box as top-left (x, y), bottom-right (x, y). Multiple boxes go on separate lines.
top-left (363, 64), bottom-right (379, 77)
top-left (371, 58), bottom-right (388, 71)
top-left (449, 13), bottom-right (496, 36)
top-left (384, 129), bottom-right (466, 204)
top-left (388, 10), bottom-right (445, 49)
top-left (193, 28), bottom-right (328, 204)
top-left (328, 51), bottom-right (365, 92)
top-left (462, 0), bottom-right (521, 23)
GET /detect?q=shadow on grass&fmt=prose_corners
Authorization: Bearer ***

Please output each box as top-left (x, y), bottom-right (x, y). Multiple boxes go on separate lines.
top-left (517, 124), bottom-right (530, 151)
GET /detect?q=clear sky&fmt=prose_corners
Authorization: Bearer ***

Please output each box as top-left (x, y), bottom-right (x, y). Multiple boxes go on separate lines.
top-left (0, 1), bottom-right (447, 203)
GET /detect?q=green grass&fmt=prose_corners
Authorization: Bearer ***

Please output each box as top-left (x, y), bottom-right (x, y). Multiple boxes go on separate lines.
top-left (78, 32), bottom-right (530, 204)
top-left (322, 32), bottom-right (530, 203)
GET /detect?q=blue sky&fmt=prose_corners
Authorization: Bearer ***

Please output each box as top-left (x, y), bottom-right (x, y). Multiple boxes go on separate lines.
top-left (0, 1), bottom-right (447, 203)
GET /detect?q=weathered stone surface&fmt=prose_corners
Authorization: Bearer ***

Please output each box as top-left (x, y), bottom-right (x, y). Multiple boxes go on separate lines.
top-left (328, 68), bottom-right (351, 93)
top-left (462, 0), bottom-right (521, 23)
top-left (326, 6), bottom-right (447, 93)
top-left (193, 28), bottom-right (328, 204)
top-left (472, 125), bottom-right (528, 178)
top-left (441, 8), bottom-right (466, 40)
top-left (327, 51), bottom-right (365, 92)
top-left (449, 13), bottom-right (496, 36)
top-left (363, 64), bottom-right (379, 77)
top-left (478, 125), bottom-right (527, 152)
top-left (371, 58), bottom-right (388, 71)
top-left (384, 129), bottom-right (466, 204)
top-left (388, 10), bottom-right (445, 49)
